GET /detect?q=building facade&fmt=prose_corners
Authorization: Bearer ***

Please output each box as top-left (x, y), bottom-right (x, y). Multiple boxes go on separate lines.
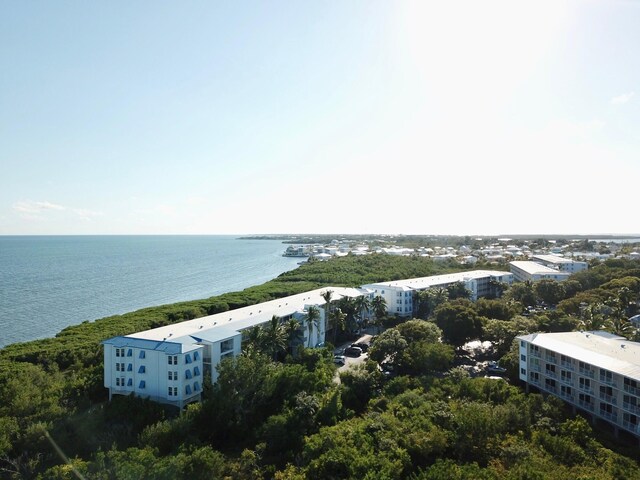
top-left (531, 255), bottom-right (588, 274)
top-left (362, 270), bottom-right (513, 317)
top-left (103, 287), bottom-right (363, 407)
top-left (518, 331), bottom-right (640, 437)
top-left (509, 261), bottom-right (572, 283)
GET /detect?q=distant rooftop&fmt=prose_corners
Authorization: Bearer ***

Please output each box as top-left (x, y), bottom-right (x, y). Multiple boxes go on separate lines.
top-left (363, 270), bottom-right (511, 290)
top-left (510, 261), bottom-right (569, 275)
top-left (532, 254), bottom-right (574, 264)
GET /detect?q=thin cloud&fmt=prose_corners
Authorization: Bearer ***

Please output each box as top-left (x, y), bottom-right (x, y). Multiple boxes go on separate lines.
top-left (12, 200), bottom-right (65, 214)
top-left (72, 208), bottom-right (102, 220)
top-left (610, 92), bottom-right (635, 104)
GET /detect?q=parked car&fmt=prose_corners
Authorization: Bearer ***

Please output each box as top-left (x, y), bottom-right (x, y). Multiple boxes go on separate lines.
top-left (333, 355), bottom-right (346, 366)
top-left (351, 342), bottom-right (369, 353)
top-left (486, 361), bottom-right (506, 375)
top-left (344, 346), bottom-right (363, 357)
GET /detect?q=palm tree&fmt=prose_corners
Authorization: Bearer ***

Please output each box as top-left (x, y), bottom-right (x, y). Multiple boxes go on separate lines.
top-left (262, 315), bottom-right (288, 360)
top-left (243, 326), bottom-right (264, 354)
top-left (371, 295), bottom-right (387, 333)
top-left (604, 298), bottom-right (634, 338)
top-left (354, 295), bottom-right (371, 330)
top-left (321, 289), bottom-right (334, 340)
top-left (330, 307), bottom-right (347, 345)
top-left (284, 318), bottom-right (304, 354)
top-left (578, 302), bottom-right (606, 331)
top-left (338, 296), bottom-right (358, 333)
top-left (304, 305), bottom-right (321, 347)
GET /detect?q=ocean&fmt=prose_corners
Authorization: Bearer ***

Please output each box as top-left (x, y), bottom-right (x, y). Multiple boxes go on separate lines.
top-left (0, 235), bottom-right (300, 348)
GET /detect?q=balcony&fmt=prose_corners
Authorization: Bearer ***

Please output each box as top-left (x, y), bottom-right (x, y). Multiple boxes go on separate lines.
top-left (600, 393), bottom-right (617, 405)
top-left (579, 368), bottom-right (595, 379)
top-left (560, 375), bottom-right (573, 385)
top-left (545, 370), bottom-right (557, 379)
top-left (531, 364), bottom-right (541, 373)
top-left (624, 384), bottom-right (640, 396)
top-left (622, 402), bottom-right (640, 415)
top-left (578, 385), bottom-right (594, 396)
top-left (599, 411), bottom-right (618, 423)
top-left (544, 385), bottom-right (557, 394)
top-left (559, 390), bottom-right (574, 401)
top-left (600, 376), bottom-right (617, 388)
top-left (530, 350), bottom-right (541, 359)
top-left (545, 355), bottom-right (557, 364)
top-left (622, 421), bottom-right (640, 435)
top-left (561, 360), bottom-right (574, 371)
top-left (578, 399), bottom-right (594, 411)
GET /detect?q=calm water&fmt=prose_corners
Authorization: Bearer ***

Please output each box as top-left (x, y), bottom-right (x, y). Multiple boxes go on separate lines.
top-left (0, 236), bottom-right (300, 348)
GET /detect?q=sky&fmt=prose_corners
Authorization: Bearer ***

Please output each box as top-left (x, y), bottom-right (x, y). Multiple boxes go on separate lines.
top-left (1, 0), bottom-right (639, 236)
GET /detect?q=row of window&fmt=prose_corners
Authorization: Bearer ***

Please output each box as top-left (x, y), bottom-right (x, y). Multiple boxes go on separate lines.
top-left (115, 377), bottom-right (145, 389)
top-left (168, 367), bottom-right (200, 380)
top-left (167, 382), bottom-right (201, 397)
top-left (115, 348), bottom-right (146, 359)
top-left (395, 307), bottom-right (411, 313)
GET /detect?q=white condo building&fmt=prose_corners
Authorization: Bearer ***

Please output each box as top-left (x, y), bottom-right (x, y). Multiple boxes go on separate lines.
top-left (362, 270), bottom-right (513, 317)
top-left (509, 261), bottom-right (572, 283)
top-left (103, 287), bottom-right (362, 408)
top-left (531, 255), bottom-right (588, 274)
top-left (518, 331), bottom-right (640, 438)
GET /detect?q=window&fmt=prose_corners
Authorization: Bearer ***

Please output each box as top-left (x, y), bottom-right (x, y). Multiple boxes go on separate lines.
top-left (194, 381), bottom-right (201, 392)
top-left (185, 354), bottom-right (192, 364)
top-left (116, 377), bottom-right (125, 387)
top-left (521, 368), bottom-right (526, 375)
top-left (138, 365), bottom-right (146, 374)
top-left (168, 371), bottom-right (177, 381)
top-left (221, 339), bottom-right (234, 352)
top-left (185, 385), bottom-right (192, 395)
top-left (127, 378), bottom-right (133, 387)
top-left (115, 348), bottom-right (125, 357)
top-left (579, 377), bottom-right (591, 391)
top-left (561, 370), bottom-right (572, 383)
top-left (520, 341), bottom-right (525, 347)
top-left (115, 363), bottom-right (124, 372)
top-left (600, 369), bottom-right (614, 384)
top-left (193, 366), bottom-right (200, 376)
top-left (561, 385), bottom-right (572, 397)
top-left (172, 387), bottom-right (177, 396)
top-left (127, 364), bottom-right (132, 372)
top-left (185, 369), bottom-right (192, 380)
top-left (139, 351), bottom-right (146, 359)
top-left (194, 351), bottom-right (200, 361)
top-left (127, 349), bottom-right (133, 357)
top-left (521, 354), bottom-right (526, 362)
top-left (544, 378), bottom-right (556, 390)
top-left (138, 381), bottom-right (146, 389)
top-left (168, 386), bottom-right (178, 396)
top-left (168, 387), bottom-right (173, 396)
top-left (168, 355), bottom-right (178, 365)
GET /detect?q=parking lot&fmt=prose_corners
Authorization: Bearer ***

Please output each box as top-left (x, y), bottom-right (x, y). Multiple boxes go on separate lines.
top-left (333, 333), bottom-right (373, 381)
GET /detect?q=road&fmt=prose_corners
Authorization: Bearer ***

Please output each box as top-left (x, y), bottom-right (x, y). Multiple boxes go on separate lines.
top-left (333, 333), bottom-right (373, 383)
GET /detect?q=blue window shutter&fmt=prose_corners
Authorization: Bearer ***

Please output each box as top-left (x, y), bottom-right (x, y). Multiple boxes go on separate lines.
top-left (127, 378), bottom-right (132, 386)
top-left (139, 351), bottom-right (145, 359)
top-left (138, 365), bottom-right (145, 374)
top-left (139, 380), bottom-right (145, 389)
top-left (127, 364), bottom-right (132, 371)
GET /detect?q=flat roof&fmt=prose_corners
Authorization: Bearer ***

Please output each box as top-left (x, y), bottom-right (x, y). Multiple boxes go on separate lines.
top-left (125, 287), bottom-right (363, 344)
top-left (532, 254), bottom-right (575, 265)
top-left (519, 331), bottom-right (640, 382)
top-left (510, 261), bottom-right (570, 276)
top-left (362, 270), bottom-right (512, 290)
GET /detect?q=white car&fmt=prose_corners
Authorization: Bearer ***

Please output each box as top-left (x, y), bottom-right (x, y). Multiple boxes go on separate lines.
top-left (334, 355), bottom-right (346, 366)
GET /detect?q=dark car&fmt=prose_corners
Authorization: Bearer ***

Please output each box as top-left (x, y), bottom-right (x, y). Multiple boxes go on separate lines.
top-left (351, 342), bottom-right (369, 353)
top-left (486, 361), bottom-right (506, 375)
top-left (344, 346), bottom-right (363, 357)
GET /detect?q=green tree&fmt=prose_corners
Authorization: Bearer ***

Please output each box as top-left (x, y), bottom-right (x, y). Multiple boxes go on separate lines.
top-left (434, 300), bottom-right (482, 348)
top-left (354, 295), bottom-right (372, 330)
top-left (534, 280), bottom-right (566, 306)
top-left (368, 328), bottom-right (408, 365)
top-left (262, 315), bottom-right (288, 360)
top-left (304, 305), bottom-right (321, 347)
top-left (371, 296), bottom-right (388, 333)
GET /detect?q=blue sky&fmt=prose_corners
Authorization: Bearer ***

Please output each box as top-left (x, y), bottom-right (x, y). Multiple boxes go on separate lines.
top-left (1, 0), bottom-right (638, 235)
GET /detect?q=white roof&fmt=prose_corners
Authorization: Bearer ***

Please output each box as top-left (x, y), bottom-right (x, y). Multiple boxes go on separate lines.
top-left (363, 270), bottom-right (512, 290)
top-left (532, 254), bottom-right (573, 265)
top-left (510, 261), bottom-right (570, 276)
top-left (519, 331), bottom-right (640, 381)
top-left (127, 287), bottom-right (364, 344)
